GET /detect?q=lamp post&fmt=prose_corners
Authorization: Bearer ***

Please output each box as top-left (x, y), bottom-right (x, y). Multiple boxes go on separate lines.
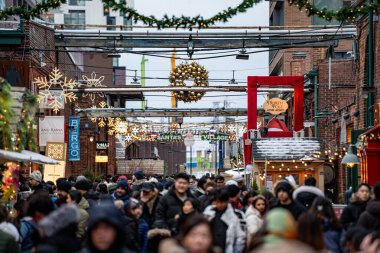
top-left (342, 145), bottom-right (360, 168)
top-left (342, 144), bottom-right (360, 191)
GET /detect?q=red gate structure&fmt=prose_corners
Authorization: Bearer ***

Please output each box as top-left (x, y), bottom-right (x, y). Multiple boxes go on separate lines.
top-left (244, 76), bottom-right (305, 165)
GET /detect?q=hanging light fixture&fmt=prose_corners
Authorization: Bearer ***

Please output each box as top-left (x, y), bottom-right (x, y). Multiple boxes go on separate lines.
top-left (131, 70), bottom-right (140, 84)
top-left (341, 144), bottom-right (359, 168)
top-left (236, 39), bottom-right (249, 60)
top-left (228, 70), bottom-right (238, 84)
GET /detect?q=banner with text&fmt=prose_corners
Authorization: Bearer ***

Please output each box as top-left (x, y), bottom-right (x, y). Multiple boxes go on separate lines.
top-left (39, 116), bottom-right (65, 146)
top-left (68, 117), bottom-right (80, 161)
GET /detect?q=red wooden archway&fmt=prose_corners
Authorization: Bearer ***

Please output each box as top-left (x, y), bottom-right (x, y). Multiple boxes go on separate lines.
top-left (244, 76), bottom-right (305, 164)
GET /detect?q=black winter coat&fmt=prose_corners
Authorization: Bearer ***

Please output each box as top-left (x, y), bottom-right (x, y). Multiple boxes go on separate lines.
top-left (124, 215), bottom-right (141, 252)
top-left (270, 199), bottom-right (306, 220)
top-left (153, 188), bottom-right (199, 234)
top-left (340, 200), bottom-right (367, 230)
top-left (357, 200), bottom-right (380, 231)
top-left (142, 194), bottom-right (161, 228)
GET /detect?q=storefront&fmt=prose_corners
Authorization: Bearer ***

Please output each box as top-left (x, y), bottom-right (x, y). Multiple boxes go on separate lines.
top-left (251, 137), bottom-right (324, 191)
top-left (358, 124), bottom-right (380, 185)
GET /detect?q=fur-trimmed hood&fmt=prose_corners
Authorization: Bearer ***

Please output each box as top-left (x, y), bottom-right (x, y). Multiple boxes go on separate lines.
top-left (38, 204), bottom-right (80, 238)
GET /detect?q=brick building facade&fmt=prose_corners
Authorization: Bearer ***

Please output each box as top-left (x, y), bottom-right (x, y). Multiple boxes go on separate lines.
top-left (268, 1), bottom-right (358, 201)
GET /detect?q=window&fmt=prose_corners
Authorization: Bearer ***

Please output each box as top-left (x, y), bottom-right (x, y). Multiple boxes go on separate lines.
top-left (64, 10), bottom-right (85, 30)
top-left (313, 0), bottom-right (343, 25)
top-left (123, 17), bottom-right (132, 31)
top-left (0, 0), bottom-right (6, 10)
top-left (107, 16), bottom-right (116, 31)
top-left (68, 0), bottom-right (84, 6)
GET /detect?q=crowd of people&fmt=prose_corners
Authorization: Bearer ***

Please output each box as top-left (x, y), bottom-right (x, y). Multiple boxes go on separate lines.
top-left (0, 169), bottom-right (380, 253)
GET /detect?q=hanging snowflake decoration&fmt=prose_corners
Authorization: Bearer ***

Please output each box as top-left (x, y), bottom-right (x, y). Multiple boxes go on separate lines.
top-left (35, 67), bottom-right (77, 113)
top-left (81, 72), bottom-right (105, 101)
top-left (90, 101), bottom-right (121, 131)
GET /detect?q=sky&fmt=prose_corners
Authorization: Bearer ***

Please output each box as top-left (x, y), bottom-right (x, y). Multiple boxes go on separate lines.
top-left (120, 0), bottom-right (269, 126)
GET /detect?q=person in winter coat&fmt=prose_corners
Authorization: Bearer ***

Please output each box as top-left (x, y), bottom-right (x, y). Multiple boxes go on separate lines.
top-left (310, 196), bottom-right (344, 253)
top-left (245, 195), bottom-right (267, 239)
top-left (173, 198), bottom-right (199, 235)
top-left (153, 173), bottom-right (199, 235)
top-left (203, 187), bottom-right (246, 253)
top-left (112, 180), bottom-right (131, 206)
top-left (0, 229), bottom-right (19, 253)
top-left (67, 190), bottom-right (89, 240)
top-left (131, 170), bottom-right (147, 192)
top-left (198, 182), bottom-right (217, 211)
top-left (78, 203), bottom-right (137, 253)
top-left (35, 204), bottom-right (81, 253)
top-left (271, 180), bottom-right (306, 220)
top-left (28, 170), bottom-right (48, 194)
top-left (140, 182), bottom-right (161, 228)
top-left (193, 176), bottom-right (210, 198)
top-left (0, 204), bottom-right (20, 244)
top-left (21, 192), bottom-right (54, 253)
top-left (358, 181), bottom-right (380, 231)
top-left (297, 212), bottom-right (327, 253)
top-left (159, 214), bottom-right (221, 253)
top-left (292, 177), bottom-right (324, 209)
top-left (124, 198), bottom-right (149, 253)
top-left (340, 183), bottom-right (371, 230)
top-left (75, 180), bottom-right (98, 208)
top-left (249, 208), bottom-right (315, 253)
top-left (55, 181), bottom-right (72, 207)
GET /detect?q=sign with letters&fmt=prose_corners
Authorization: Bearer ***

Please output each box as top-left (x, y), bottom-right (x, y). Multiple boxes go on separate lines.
top-left (96, 142), bottom-right (109, 150)
top-left (263, 98), bottom-right (288, 115)
top-left (68, 117), bottom-right (80, 161)
top-left (39, 116), bottom-right (65, 146)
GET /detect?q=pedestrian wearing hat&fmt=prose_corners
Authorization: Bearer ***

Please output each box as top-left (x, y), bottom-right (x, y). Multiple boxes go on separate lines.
top-left (140, 182), bottom-right (161, 228)
top-left (28, 170), bottom-right (48, 193)
top-left (132, 170), bottom-right (147, 193)
top-left (55, 180), bottom-right (72, 207)
top-left (77, 203), bottom-right (137, 253)
top-left (271, 180), bottom-right (306, 220)
top-left (112, 180), bottom-right (130, 206)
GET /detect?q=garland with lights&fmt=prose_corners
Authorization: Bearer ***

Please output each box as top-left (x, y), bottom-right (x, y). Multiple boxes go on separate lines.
top-left (0, 0), bottom-right (65, 20)
top-left (0, 78), bottom-right (15, 151)
top-left (103, 0), bottom-right (262, 29)
top-left (287, 0), bottom-right (380, 22)
top-left (169, 62), bottom-right (209, 103)
top-left (17, 89), bottom-right (38, 152)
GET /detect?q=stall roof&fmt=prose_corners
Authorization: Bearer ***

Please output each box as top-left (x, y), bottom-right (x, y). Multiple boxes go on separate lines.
top-left (252, 138), bottom-right (322, 161)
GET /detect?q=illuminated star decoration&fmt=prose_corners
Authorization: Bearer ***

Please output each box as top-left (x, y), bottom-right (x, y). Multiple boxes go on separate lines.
top-left (35, 67), bottom-right (77, 113)
top-left (81, 72), bottom-right (105, 101)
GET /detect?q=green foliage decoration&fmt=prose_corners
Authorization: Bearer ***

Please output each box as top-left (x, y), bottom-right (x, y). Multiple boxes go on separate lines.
top-left (287, 0), bottom-right (380, 23)
top-left (17, 89), bottom-right (38, 152)
top-left (0, 78), bottom-right (16, 151)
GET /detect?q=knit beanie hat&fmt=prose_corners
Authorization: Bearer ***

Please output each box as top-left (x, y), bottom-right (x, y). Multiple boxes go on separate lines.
top-left (265, 208), bottom-right (297, 241)
top-left (274, 180), bottom-right (293, 196)
top-left (57, 181), bottom-right (72, 193)
top-left (134, 170), bottom-right (145, 180)
top-left (227, 184), bottom-right (240, 198)
top-left (116, 180), bottom-right (129, 191)
top-left (74, 179), bottom-right (92, 191)
top-left (30, 170), bottom-right (42, 183)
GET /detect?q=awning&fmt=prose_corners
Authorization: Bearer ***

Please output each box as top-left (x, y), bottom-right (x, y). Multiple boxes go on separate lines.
top-left (0, 149), bottom-right (60, 164)
top-left (21, 150), bottom-right (60, 165)
top-left (225, 168), bottom-right (252, 176)
top-left (0, 149), bottom-right (32, 163)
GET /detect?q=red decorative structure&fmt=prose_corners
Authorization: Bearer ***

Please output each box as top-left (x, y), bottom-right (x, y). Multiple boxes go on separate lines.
top-left (359, 124), bottom-right (380, 185)
top-left (244, 76), bottom-right (304, 164)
